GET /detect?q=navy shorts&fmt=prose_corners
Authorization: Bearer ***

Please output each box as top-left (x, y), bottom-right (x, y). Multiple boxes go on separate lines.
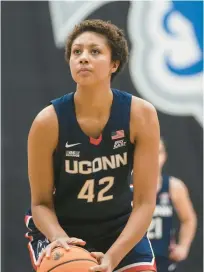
top-left (25, 215), bottom-right (156, 272)
top-left (155, 256), bottom-right (177, 272)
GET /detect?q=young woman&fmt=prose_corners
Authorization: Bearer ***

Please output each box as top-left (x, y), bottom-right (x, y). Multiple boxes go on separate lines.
top-left (131, 139), bottom-right (197, 272)
top-left (25, 19), bottom-right (160, 272)
top-left (147, 139), bottom-right (197, 272)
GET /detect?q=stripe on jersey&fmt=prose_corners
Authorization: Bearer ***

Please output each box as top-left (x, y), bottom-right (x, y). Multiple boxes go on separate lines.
top-left (114, 258), bottom-right (156, 272)
top-left (114, 237), bottom-right (156, 272)
top-left (25, 215), bottom-right (38, 270)
top-left (24, 215), bottom-right (32, 230)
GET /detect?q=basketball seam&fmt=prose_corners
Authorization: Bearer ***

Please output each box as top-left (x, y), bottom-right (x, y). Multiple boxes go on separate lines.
top-left (47, 258), bottom-right (98, 272)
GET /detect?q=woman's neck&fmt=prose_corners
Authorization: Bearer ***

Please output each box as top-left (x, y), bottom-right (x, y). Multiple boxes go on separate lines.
top-left (75, 84), bottom-right (113, 116)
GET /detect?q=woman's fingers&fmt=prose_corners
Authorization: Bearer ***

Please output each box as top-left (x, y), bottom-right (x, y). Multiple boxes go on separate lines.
top-left (36, 236), bottom-right (86, 266)
top-left (90, 252), bottom-right (104, 262)
top-left (68, 237), bottom-right (86, 246)
top-left (60, 240), bottom-right (70, 250)
top-left (89, 264), bottom-right (108, 272)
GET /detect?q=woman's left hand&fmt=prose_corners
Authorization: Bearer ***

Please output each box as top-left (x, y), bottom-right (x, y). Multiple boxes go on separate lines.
top-left (89, 252), bottom-right (113, 272)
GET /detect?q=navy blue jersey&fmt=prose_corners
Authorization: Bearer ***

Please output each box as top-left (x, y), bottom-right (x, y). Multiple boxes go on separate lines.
top-left (27, 89), bottom-right (135, 240)
top-left (147, 175), bottom-right (174, 257)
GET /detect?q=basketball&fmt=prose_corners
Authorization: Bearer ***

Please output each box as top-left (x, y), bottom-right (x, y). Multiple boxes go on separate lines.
top-left (37, 246), bottom-right (98, 272)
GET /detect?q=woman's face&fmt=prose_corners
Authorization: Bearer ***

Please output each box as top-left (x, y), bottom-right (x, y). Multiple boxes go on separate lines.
top-left (69, 31), bottom-right (118, 86)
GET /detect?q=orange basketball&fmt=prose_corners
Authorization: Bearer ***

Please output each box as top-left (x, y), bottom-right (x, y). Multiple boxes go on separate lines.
top-left (37, 246), bottom-right (98, 272)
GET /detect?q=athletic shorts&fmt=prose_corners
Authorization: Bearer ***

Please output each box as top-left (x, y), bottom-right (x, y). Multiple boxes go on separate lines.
top-left (155, 256), bottom-right (177, 272)
top-left (25, 215), bottom-right (157, 272)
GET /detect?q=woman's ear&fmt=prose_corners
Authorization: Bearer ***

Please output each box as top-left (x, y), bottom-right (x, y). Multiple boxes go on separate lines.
top-left (111, 61), bottom-right (120, 73)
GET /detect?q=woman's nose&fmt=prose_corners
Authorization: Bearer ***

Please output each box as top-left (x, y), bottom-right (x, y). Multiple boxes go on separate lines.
top-left (79, 51), bottom-right (89, 64)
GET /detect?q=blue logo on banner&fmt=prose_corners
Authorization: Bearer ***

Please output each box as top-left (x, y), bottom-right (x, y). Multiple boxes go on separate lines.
top-left (163, 1), bottom-right (203, 76)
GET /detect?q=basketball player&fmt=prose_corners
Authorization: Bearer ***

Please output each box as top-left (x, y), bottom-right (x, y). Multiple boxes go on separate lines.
top-left (25, 20), bottom-right (160, 272)
top-left (131, 139), bottom-right (197, 272)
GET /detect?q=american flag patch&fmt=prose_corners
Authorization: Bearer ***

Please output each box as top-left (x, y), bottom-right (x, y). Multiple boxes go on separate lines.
top-left (111, 130), bottom-right (125, 140)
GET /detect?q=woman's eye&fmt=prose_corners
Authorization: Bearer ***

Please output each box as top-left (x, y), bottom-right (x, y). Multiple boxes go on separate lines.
top-left (92, 49), bottom-right (100, 55)
top-left (73, 49), bottom-right (81, 55)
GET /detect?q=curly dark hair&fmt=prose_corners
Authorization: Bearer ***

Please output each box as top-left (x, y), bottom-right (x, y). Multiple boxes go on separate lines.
top-left (65, 19), bottom-right (129, 80)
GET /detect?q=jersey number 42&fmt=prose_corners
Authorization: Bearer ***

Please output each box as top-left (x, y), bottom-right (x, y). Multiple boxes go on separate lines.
top-left (78, 176), bottom-right (114, 202)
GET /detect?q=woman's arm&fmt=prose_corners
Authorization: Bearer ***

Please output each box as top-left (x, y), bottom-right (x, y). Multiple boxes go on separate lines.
top-left (169, 177), bottom-right (197, 261)
top-left (28, 105), bottom-right (68, 242)
top-left (105, 97), bottom-right (160, 269)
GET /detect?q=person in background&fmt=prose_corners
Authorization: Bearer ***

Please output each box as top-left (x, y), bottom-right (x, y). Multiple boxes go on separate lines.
top-left (131, 138), bottom-right (197, 272)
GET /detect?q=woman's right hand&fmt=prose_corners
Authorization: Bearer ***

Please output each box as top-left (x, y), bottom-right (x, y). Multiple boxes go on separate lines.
top-left (36, 236), bottom-right (86, 266)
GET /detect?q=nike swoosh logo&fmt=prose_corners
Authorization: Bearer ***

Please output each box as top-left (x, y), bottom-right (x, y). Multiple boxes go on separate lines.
top-left (65, 142), bottom-right (81, 148)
